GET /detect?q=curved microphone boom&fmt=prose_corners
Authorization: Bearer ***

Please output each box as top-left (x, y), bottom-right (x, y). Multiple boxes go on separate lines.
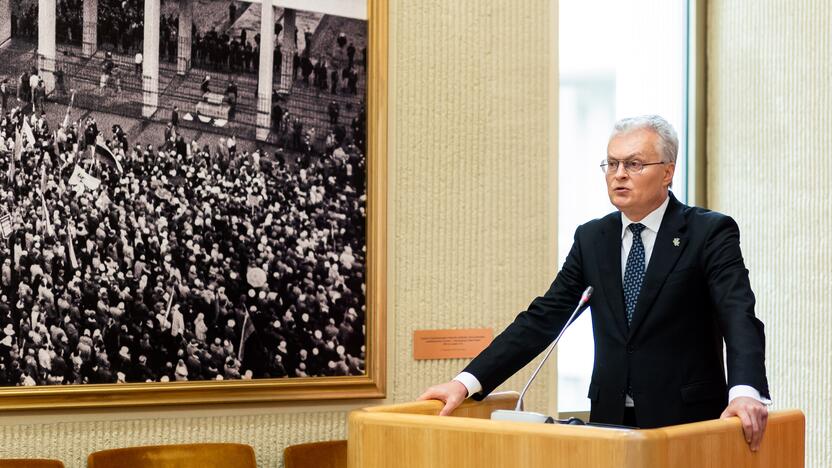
top-left (491, 286), bottom-right (593, 423)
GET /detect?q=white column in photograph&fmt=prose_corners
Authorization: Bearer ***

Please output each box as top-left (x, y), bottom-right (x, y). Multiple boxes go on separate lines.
top-left (142, 0), bottom-right (160, 117)
top-left (176, 0), bottom-right (192, 75)
top-left (277, 8), bottom-right (296, 93)
top-left (37, 0), bottom-right (56, 93)
top-left (0, 0), bottom-right (11, 47)
top-left (255, 0), bottom-right (275, 141)
top-left (82, 0), bottom-right (98, 57)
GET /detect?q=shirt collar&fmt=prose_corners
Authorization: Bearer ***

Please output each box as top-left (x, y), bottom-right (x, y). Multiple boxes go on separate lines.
top-left (620, 194), bottom-right (671, 238)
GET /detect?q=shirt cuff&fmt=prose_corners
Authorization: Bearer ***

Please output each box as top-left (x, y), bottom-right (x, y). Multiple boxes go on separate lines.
top-left (729, 385), bottom-right (772, 405)
top-left (453, 372), bottom-right (482, 398)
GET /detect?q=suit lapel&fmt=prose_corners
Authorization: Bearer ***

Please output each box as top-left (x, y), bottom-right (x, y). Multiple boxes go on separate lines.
top-left (598, 215), bottom-right (628, 340)
top-left (627, 194), bottom-right (688, 339)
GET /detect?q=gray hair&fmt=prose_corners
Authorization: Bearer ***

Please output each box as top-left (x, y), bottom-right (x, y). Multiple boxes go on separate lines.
top-left (611, 115), bottom-right (678, 164)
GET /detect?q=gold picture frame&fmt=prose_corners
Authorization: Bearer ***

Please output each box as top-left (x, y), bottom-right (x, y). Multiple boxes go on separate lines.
top-left (0, 0), bottom-right (387, 410)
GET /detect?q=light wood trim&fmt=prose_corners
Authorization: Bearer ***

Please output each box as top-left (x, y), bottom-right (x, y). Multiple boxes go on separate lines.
top-left (364, 0), bottom-right (389, 405)
top-left (647, 409), bottom-right (805, 467)
top-left (361, 392), bottom-right (519, 418)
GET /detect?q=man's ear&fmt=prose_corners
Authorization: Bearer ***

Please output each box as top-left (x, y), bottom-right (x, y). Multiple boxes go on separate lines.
top-left (663, 162), bottom-right (676, 188)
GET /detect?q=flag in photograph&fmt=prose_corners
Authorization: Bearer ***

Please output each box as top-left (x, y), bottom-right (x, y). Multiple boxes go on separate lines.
top-left (95, 190), bottom-right (111, 211)
top-left (62, 91), bottom-right (76, 129)
top-left (21, 119), bottom-right (35, 147)
top-left (52, 130), bottom-right (60, 157)
top-left (157, 287), bottom-right (176, 331)
top-left (94, 143), bottom-right (124, 175)
top-left (66, 225), bottom-right (78, 270)
top-left (9, 128), bottom-right (21, 184)
top-left (40, 166), bottom-right (47, 194)
top-left (37, 190), bottom-right (53, 237)
top-left (170, 307), bottom-right (185, 337)
top-left (238, 310), bottom-right (257, 362)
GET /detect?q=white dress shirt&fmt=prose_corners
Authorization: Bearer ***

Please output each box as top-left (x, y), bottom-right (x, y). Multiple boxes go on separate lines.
top-left (454, 194), bottom-right (769, 407)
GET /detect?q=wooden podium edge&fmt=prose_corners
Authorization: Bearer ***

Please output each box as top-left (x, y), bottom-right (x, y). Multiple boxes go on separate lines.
top-left (349, 399), bottom-right (805, 468)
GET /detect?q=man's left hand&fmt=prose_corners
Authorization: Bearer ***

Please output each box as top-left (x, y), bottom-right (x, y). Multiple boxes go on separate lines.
top-left (720, 397), bottom-right (768, 451)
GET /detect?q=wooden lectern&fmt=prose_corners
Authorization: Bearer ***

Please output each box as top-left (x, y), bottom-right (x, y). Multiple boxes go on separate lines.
top-left (348, 392), bottom-right (804, 467)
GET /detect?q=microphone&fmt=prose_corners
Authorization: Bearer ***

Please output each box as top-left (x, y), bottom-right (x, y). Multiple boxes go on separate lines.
top-left (491, 286), bottom-right (593, 423)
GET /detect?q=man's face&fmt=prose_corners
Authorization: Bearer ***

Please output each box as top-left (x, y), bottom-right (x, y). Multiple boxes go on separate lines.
top-left (605, 128), bottom-right (675, 219)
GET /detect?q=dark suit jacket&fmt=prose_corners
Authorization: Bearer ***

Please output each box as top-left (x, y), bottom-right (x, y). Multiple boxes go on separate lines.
top-left (464, 192), bottom-right (769, 428)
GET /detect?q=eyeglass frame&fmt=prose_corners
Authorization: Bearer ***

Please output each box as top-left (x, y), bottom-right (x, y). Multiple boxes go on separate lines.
top-left (599, 157), bottom-right (670, 175)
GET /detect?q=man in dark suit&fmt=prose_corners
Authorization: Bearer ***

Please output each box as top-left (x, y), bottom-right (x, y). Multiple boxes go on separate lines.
top-left (419, 115), bottom-right (770, 451)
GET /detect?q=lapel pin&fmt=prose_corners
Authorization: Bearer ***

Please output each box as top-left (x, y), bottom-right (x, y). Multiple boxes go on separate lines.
top-left (672, 238), bottom-right (680, 247)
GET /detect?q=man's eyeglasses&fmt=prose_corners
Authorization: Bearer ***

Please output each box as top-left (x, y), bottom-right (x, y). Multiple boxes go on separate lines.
top-left (600, 159), bottom-right (668, 175)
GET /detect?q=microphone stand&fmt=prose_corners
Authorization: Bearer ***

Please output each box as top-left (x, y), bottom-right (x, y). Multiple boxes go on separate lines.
top-left (491, 286), bottom-right (593, 423)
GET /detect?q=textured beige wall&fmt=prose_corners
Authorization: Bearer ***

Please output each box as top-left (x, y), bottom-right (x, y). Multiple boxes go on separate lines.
top-left (387, 0), bottom-right (558, 412)
top-left (707, 1), bottom-right (832, 466)
top-left (0, 1), bottom-right (557, 467)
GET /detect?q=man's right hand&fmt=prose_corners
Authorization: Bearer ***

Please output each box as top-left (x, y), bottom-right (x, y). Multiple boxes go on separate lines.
top-left (417, 380), bottom-right (469, 416)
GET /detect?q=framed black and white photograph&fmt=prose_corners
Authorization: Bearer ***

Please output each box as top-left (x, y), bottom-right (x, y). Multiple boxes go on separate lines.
top-left (0, 0), bottom-right (387, 409)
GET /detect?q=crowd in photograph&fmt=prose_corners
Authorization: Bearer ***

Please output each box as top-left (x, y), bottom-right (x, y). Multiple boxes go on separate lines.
top-left (1, 68), bottom-right (50, 116)
top-left (7, 0), bottom-right (38, 41)
top-left (12, 0), bottom-right (145, 50)
top-left (0, 103), bottom-right (367, 386)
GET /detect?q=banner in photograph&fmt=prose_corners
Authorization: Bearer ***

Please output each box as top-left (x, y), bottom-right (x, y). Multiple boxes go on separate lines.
top-left (0, 213), bottom-right (12, 239)
top-left (68, 165), bottom-right (101, 191)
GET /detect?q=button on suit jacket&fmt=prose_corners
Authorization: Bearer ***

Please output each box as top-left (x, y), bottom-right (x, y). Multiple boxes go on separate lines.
top-left (463, 192), bottom-right (769, 428)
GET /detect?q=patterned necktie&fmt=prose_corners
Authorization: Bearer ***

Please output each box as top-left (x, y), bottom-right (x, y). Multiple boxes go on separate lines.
top-left (623, 223), bottom-right (646, 326)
